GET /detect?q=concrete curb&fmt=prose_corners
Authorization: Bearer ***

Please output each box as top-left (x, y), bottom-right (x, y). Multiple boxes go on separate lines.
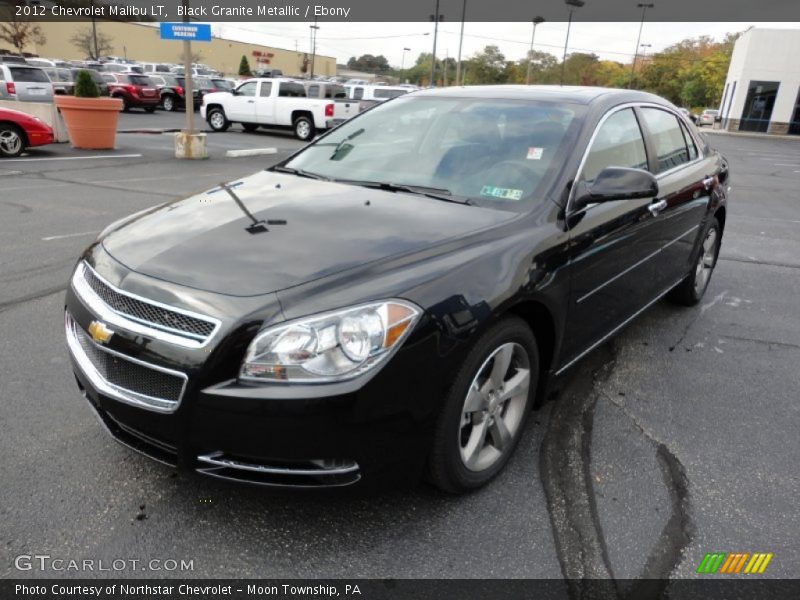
top-left (704, 130), bottom-right (800, 141)
top-left (226, 148), bottom-right (278, 157)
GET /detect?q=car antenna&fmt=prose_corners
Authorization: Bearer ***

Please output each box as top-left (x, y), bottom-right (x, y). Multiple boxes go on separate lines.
top-left (217, 182), bottom-right (286, 234)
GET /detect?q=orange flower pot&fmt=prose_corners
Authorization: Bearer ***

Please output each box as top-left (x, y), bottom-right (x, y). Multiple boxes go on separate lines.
top-left (54, 96), bottom-right (123, 150)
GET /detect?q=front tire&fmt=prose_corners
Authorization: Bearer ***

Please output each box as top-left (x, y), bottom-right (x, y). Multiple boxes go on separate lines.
top-left (293, 116), bottom-right (314, 141)
top-left (207, 107), bottom-right (230, 132)
top-left (668, 216), bottom-right (721, 306)
top-left (0, 124), bottom-right (25, 157)
top-left (428, 317), bottom-right (538, 493)
top-left (162, 94), bottom-right (176, 112)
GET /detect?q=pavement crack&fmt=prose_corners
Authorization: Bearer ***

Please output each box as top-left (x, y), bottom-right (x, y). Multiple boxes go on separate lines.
top-left (719, 334), bottom-right (800, 351)
top-left (719, 257), bottom-right (800, 270)
top-left (668, 290), bottom-right (728, 352)
top-left (0, 285), bottom-right (67, 314)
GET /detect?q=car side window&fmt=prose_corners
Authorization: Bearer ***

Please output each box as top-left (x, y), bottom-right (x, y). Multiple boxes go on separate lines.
top-left (582, 108), bottom-right (648, 183)
top-left (640, 108), bottom-right (691, 172)
top-left (353, 87), bottom-right (364, 100)
top-left (237, 82), bottom-right (257, 97)
top-left (259, 82), bottom-right (272, 97)
top-left (307, 84), bottom-right (320, 98)
top-left (679, 120), bottom-right (699, 161)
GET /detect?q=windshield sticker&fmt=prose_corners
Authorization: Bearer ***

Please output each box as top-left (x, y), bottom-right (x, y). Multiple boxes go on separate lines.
top-left (480, 186), bottom-right (523, 201)
top-left (527, 147), bottom-right (544, 160)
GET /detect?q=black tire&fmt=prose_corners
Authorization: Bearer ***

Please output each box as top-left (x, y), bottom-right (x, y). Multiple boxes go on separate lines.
top-left (162, 94), bottom-right (176, 112)
top-left (293, 116), bottom-right (314, 141)
top-left (0, 123), bottom-right (26, 158)
top-left (206, 107), bottom-right (230, 132)
top-left (144, 106), bottom-right (156, 113)
top-left (242, 123), bottom-right (259, 132)
top-left (668, 216), bottom-right (721, 306)
top-left (428, 316), bottom-right (539, 494)
top-left (116, 96), bottom-right (129, 112)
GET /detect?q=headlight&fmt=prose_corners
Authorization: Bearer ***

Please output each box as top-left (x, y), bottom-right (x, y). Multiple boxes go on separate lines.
top-left (240, 300), bottom-right (421, 383)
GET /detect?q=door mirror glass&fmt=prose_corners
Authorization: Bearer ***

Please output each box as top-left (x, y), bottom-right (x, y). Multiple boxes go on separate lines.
top-left (573, 167), bottom-right (658, 210)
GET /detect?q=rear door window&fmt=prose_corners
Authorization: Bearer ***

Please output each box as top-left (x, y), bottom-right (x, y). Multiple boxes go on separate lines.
top-left (259, 82), bottom-right (272, 97)
top-left (640, 108), bottom-right (691, 172)
top-left (9, 67), bottom-right (50, 82)
top-left (128, 75), bottom-right (151, 86)
top-left (278, 82), bottom-right (306, 97)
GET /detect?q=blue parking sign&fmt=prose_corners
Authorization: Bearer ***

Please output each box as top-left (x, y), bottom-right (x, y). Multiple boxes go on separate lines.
top-left (159, 22), bottom-right (212, 42)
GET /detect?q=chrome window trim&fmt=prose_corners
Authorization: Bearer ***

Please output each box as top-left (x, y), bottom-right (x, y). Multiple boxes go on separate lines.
top-left (65, 312), bottom-right (188, 414)
top-left (576, 224), bottom-right (699, 304)
top-left (567, 102), bottom-right (706, 215)
top-left (72, 262), bottom-right (221, 349)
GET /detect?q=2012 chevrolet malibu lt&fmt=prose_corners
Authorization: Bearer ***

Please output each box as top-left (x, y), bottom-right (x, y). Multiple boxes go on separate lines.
top-left (65, 86), bottom-right (729, 492)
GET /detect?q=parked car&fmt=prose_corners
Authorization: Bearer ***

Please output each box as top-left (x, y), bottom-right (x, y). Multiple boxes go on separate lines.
top-left (0, 106), bottom-right (54, 157)
top-left (678, 107), bottom-right (698, 124)
top-left (105, 73), bottom-right (159, 112)
top-left (0, 55), bottom-right (28, 65)
top-left (302, 80), bottom-right (359, 126)
top-left (202, 78), bottom-right (336, 140)
top-left (140, 62), bottom-right (173, 74)
top-left (697, 109), bottom-right (720, 127)
top-left (345, 84), bottom-right (410, 111)
top-left (45, 68), bottom-right (75, 95)
top-left (65, 86), bottom-right (730, 491)
top-left (0, 64), bottom-right (53, 102)
top-left (209, 77), bottom-right (235, 92)
top-left (102, 63), bottom-right (143, 74)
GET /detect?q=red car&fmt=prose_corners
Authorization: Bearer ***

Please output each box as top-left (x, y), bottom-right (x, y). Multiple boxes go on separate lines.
top-left (0, 107), bottom-right (55, 157)
top-left (102, 73), bottom-right (159, 112)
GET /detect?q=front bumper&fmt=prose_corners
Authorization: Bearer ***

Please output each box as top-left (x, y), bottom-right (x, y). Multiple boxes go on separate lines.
top-left (64, 259), bottom-right (448, 489)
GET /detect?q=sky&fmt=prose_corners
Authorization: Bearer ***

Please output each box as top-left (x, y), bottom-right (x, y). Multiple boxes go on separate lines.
top-left (215, 22), bottom-right (800, 68)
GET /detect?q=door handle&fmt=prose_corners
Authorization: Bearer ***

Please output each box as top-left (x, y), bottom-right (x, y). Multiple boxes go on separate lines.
top-left (648, 199), bottom-right (668, 216)
top-left (247, 100), bottom-right (254, 103)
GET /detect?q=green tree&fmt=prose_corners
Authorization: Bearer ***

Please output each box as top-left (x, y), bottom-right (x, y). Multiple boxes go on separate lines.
top-left (74, 69), bottom-right (99, 98)
top-left (464, 46), bottom-right (508, 85)
top-left (347, 54), bottom-right (391, 73)
top-left (238, 55), bottom-right (252, 77)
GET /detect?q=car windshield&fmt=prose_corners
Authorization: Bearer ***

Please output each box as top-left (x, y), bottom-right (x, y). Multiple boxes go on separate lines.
top-left (9, 66), bottom-right (50, 82)
top-left (284, 96), bottom-right (580, 210)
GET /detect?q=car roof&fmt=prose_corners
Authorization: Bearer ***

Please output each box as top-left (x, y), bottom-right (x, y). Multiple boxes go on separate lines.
top-left (410, 85), bottom-right (669, 107)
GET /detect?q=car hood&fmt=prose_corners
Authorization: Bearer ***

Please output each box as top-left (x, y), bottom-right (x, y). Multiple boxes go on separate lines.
top-left (101, 171), bottom-right (516, 296)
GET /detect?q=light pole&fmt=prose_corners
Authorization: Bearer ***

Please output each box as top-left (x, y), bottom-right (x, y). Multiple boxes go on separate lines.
top-left (629, 3), bottom-right (654, 89)
top-left (561, 0), bottom-right (585, 86)
top-left (309, 19), bottom-right (319, 79)
top-left (430, 0), bottom-right (443, 87)
top-left (526, 16), bottom-right (545, 85)
top-left (90, 0), bottom-right (98, 59)
top-left (455, 0), bottom-right (467, 86)
top-left (401, 47), bottom-right (411, 83)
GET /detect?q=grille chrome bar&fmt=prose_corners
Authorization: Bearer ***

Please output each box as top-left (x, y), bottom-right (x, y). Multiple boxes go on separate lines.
top-left (66, 312), bottom-right (188, 413)
top-left (71, 262), bottom-right (220, 349)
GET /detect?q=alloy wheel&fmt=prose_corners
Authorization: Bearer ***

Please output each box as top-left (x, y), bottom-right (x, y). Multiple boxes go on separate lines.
top-left (296, 120), bottom-right (311, 139)
top-left (459, 342), bottom-right (531, 472)
top-left (694, 228), bottom-right (717, 295)
top-left (163, 96), bottom-right (174, 111)
top-left (209, 111), bottom-right (225, 130)
top-left (0, 128), bottom-right (22, 156)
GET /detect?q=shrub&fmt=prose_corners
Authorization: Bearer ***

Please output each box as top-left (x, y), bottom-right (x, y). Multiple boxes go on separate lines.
top-left (74, 69), bottom-right (100, 98)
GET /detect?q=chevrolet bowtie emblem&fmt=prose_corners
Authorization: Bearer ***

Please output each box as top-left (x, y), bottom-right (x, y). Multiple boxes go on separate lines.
top-left (88, 321), bottom-right (114, 344)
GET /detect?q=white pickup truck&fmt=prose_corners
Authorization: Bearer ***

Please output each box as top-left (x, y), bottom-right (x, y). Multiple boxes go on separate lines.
top-left (201, 78), bottom-right (344, 141)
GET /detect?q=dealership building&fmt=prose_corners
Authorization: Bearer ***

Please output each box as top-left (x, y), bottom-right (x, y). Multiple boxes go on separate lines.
top-left (719, 27), bottom-right (800, 135)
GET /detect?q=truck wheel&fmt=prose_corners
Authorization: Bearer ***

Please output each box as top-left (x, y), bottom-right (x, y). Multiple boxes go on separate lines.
top-left (293, 116), bottom-right (314, 141)
top-left (162, 95), bottom-right (176, 112)
top-left (207, 108), bottom-right (230, 132)
top-left (242, 123), bottom-right (259, 132)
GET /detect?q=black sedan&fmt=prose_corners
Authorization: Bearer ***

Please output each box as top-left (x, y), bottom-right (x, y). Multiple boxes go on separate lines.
top-left (64, 86), bottom-right (729, 492)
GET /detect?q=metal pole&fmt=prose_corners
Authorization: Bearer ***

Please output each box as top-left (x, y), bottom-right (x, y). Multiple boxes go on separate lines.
top-left (455, 0), bottom-right (466, 86)
top-left (401, 47), bottom-right (410, 83)
top-left (561, 10), bottom-right (573, 86)
top-left (629, 3), bottom-right (653, 89)
top-left (310, 18), bottom-right (319, 78)
top-left (182, 0), bottom-right (194, 135)
top-left (526, 17), bottom-right (545, 85)
top-left (430, 0), bottom-right (440, 87)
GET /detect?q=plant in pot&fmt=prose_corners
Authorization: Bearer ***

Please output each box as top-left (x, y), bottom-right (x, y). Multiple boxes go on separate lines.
top-left (54, 70), bottom-right (123, 150)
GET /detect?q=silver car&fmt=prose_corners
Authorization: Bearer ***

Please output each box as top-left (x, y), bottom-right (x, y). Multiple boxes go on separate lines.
top-left (0, 64), bottom-right (53, 102)
top-left (697, 109), bottom-right (720, 127)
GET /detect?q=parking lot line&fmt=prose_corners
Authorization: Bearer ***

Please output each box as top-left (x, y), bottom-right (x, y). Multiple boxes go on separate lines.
top-left (42, 231), bottom-right (98, 241)
top-left (8, 154), bottom-right (143, 162)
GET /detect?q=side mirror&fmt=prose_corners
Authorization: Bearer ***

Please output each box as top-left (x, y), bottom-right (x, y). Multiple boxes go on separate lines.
top-left (573, 167), bottom-right (658, 211)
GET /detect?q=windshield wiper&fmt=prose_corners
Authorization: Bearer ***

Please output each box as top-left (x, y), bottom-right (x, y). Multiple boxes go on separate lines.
top-left (272, 166), bottom-right (329, 180)
top-left (331, 179), bottom-right (473, 205)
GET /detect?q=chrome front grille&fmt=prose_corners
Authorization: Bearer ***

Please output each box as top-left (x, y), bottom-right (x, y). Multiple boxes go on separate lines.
top-left (66, 312), bottom-right (187, 412)
top-left (72, 262), bottom-right (220, 348)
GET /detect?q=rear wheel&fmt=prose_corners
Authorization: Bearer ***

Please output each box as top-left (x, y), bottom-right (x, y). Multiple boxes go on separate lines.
top-left (207, 107), bottom-right (230, 132)
top-left (0, 124), bottom-right (25, 157)
top-left (293, 116), bottom-right (314, 141)
top-left (117, 96), bottom-right (130, 112)
top-left (428, 317), bottom-right (538, 493)
top-left (242, 123), bottom-right (259, 132)
top-left (668, 216), bottom-right (721, 306)
top-left (162, 94), bottom-right (176, 112)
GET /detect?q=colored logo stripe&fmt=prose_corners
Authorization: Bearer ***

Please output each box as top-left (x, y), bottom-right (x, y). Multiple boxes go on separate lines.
top-left (697, 552), bottom-right (773, 574)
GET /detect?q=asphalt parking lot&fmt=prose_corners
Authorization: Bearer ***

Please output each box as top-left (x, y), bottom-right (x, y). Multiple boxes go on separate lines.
top-left (1, 117), bottom-right (798, 583)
